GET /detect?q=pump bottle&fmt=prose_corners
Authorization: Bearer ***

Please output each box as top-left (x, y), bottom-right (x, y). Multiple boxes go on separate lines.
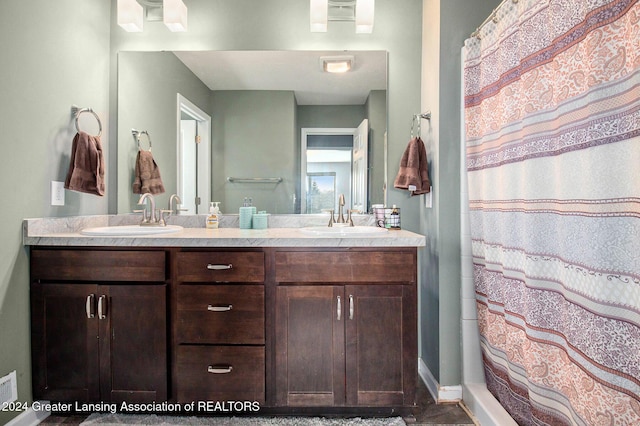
top-left (206, 202), bottom-right (220, 229)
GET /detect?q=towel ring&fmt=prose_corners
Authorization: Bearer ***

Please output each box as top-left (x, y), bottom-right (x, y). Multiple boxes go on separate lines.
top-left (410, 115), bottom-right (420, 139)
top-left (411, 112), bottom-right (432, 139)
top-left (137, 130), bottom-right (152, 151)
top-left (74, 107), bottom-right (102, 137)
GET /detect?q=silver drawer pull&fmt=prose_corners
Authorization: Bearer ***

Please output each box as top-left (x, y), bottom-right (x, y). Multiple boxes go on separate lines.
top-left (208, 365), bottom-right (233, 374)
top-left (86, 294), bottom-right (95, 319)
top-left (98, 295), bottom-right (107, 320)
top-left (207, 304), bottom-right (233, 312)
top-left (207, 264), bottom-right (233, 270)
top-left (349, 294), bottom-right (354, 320)
top-left (337, 295), bottom-right (341, 321)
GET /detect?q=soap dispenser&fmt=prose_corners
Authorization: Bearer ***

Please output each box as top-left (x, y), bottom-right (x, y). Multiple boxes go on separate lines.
top-left (206, 202), bottom-right (220, 229)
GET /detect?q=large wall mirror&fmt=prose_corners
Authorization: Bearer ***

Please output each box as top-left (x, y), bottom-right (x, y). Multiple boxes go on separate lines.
top-left (117, 50), bottom-right (387, 215)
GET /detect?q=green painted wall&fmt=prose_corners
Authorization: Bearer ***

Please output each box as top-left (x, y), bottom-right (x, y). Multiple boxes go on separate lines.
top-left (365, 90), bottom-right (388, 209)
top-left (211, 90), bottom-right (298, 213)
top-left (117, 51), bottom-right (213, 214)
top-left (0, 1), bottom-right (111, 424)
top-left (419, 0), bottom-right (500, 385)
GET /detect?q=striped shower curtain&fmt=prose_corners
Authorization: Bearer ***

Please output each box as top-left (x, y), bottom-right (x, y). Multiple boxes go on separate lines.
top-left (463, 0), bottom-right (639, 424)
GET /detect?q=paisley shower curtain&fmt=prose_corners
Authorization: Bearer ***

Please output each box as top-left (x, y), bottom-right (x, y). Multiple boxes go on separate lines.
top-left (463, 0), bottom-right (639, 424)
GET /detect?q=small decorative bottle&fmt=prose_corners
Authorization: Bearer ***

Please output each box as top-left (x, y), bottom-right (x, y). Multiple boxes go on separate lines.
top-left (389, 205), bottom-right (400, 229)
top-left (206, 202), bottom-right (219, 229)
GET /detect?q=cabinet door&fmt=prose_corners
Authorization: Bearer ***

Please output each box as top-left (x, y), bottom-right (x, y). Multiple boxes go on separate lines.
top-left (345, 285), bottom-right (416, 407)
top-left (275, 286), bottom-right (345, 406)
top-left (101, 284), bottom-right (167, 403)
top-left (31, 283), bottom-right (100, 402)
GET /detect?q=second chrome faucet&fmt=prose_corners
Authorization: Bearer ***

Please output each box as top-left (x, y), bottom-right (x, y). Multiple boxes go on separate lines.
top-left (137, 193), bottom-right (177, 226)
top-left (327, 194), bottom-right (355, 227)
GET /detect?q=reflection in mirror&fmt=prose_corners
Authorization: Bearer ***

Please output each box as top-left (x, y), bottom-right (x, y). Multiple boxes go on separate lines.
top-left (177, 94), bottom-right (211, 214)
top-left (300, 123), bottom-right (369, 214)
top-left (117, 51), bottom-right (387, 215)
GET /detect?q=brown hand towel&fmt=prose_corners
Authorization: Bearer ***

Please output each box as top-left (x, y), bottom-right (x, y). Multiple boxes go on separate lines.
top-left (132, 150), bottom-right (165, 194)
top-left (394, 137), bottom-right (431, 195)
top-left (64, 131), bottom-right (105, 196)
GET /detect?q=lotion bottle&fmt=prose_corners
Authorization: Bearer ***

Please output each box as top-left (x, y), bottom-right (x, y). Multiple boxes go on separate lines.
top-left (206, 202), bottom-right (220, 229)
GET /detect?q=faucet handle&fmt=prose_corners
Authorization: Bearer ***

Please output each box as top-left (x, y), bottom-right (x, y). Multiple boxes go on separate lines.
top-left (133, 208), bottom-right (149, 223)
top-left (322, 209), bottom-right (335, 227)
top-left (158, 209), bottom-right (173, 226)
top-left (347, 209), bottom-right (360, 227)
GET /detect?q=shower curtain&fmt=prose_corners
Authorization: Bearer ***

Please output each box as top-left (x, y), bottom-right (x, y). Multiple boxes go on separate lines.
top-left (463, 0), bottom-right (639, 424)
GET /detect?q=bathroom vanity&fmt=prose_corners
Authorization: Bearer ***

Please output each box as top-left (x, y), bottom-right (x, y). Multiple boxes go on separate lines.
top-left (25, 217), bottom-right (425, 416)
top-left (30, 249), bottom-right (168, 403)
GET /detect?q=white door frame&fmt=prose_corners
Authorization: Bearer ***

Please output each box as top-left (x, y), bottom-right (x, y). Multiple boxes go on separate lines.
top-left (177, 93), bottom-right (211, 214)
top-left (301, 127), bottom-right (356, 214)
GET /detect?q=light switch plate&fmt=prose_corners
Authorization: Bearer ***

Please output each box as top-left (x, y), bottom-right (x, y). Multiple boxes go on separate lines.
top-left (51, 181), bottom-right (65, 206)
top-left (425, 186), bottom-right (433, 208)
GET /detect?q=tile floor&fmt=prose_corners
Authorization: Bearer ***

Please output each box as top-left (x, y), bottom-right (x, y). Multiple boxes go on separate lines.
top-left (41, 379), bottom-right (476, 425)
top-left (409, 378), bottom-right (476, 425)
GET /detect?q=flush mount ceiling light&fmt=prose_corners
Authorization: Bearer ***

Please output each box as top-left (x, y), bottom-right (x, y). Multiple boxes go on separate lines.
top-left (321, 56), bottom-right (354, 73)
top-left (310, 0), bottom-right (374, 33)
top-left (118, 0), bottom-right (144, 32)
top-left (118, 0), bottom-right (187, 32)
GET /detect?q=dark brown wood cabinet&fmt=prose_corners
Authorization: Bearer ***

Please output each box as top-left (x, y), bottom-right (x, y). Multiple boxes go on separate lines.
top-left (345, 285), bottom-right (416, 407)
top-left (173, 249), bottom-right (266, 404)
top-left (31, 283), bottom-right (100, 402)
top-left (30, 248), bottom-right (167, 403)
top-left (30, 245), bottom-right (418, 414)
top-left (274, 249), bottom-right (417, 409)
top-left (275, 285), bottom-right (345, 407)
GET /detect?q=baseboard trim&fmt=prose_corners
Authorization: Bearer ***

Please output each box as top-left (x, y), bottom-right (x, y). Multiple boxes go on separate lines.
top-left (418, 358), bottom-right (463, 403)
top-left (463, 383), bottom-right (518, 426)
top-left (5, 403), bottom-right (50, 426)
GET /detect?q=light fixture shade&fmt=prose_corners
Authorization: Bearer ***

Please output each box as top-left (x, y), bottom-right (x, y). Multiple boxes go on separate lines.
top-left (117, 0), bottom-right (143, 32)
top-left (321, 56), bottom-right (354, 73)
top-left (355, 0), bottom-right (375, 33)
top-left (164, 0), bottom-right (188, 32)
top-left (310, 0), bottom-right (328, 32)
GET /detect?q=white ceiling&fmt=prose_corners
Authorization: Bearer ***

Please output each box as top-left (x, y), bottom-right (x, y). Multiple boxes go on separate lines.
top-left (173, 50), bottom-right (387, 106)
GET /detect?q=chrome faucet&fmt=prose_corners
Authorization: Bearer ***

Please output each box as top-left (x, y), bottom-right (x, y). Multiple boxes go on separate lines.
top-left (168, 194), bottom-right (187, 215)
top-left (138, 193), bottom-right (158, 225)
top-left (337, 194), bottom-right (346, 224)
top-left (325, 194), bottom-right (355, 227)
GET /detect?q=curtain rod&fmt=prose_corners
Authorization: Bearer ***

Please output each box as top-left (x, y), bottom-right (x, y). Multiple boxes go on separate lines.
top-left (471, 0), bottom-right (518, 39)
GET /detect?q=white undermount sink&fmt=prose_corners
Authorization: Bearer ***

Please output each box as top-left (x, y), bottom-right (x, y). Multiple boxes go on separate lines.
top-left (80, 224), bottom-right (183, 236)
top-left (299, 226), bottom-right (388, 237)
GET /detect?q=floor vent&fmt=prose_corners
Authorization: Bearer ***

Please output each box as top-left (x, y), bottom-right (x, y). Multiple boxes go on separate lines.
top-left (0, 371), bottom-right (17, 405)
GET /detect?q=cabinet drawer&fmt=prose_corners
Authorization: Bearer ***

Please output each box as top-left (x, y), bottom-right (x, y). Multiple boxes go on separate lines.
top-left (176, 345), bottom-right (265, 404)
top-left (177, 285), bottom-right (264, 344)
top-left (176, 252), bottom-right (264, 283)
top-left (275, 250), bottom-right (416, 283)
top-left (31, 249), bottom-right (166, 282)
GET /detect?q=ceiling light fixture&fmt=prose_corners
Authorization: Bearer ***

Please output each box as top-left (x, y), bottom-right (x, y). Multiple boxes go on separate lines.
top-left (321, 56), bottom-right (354, 73)
top-left (355, 0), bottom-right (375, 34)
top-left (117, 0), bottom-right (188, 32)
top-left (117, 0), bottom-right (144, 32)
top-left (310, 0), bottom-right (374, 33)
top-left (310, 0), bottom-right (329, 32)
top-left (163, 0), bottom-right (188, 32)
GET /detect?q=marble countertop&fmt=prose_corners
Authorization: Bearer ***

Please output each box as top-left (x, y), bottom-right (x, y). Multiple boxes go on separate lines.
top-left (23, 215), bottom-right (426, 248)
